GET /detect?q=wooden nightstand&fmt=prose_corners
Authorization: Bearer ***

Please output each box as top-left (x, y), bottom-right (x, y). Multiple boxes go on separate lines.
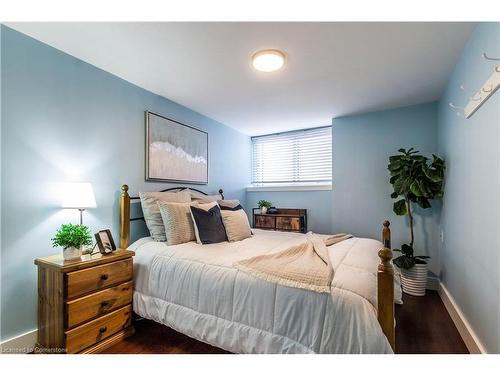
top-left (252, 208), bottom-right (307, 233)
top-left (34, 249), bottom-right (135, 353)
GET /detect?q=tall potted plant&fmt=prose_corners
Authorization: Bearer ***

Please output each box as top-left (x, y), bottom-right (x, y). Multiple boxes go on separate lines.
top-left (388, 148), bottom-right (445, 296)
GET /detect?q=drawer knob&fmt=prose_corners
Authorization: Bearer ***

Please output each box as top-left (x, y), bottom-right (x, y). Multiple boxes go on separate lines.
top-left (100, 274), bottom-right (109, 281)
top-left (101, 301), bottom-right (110, 307)
top-left (99, 326), bottom-right (107, 334)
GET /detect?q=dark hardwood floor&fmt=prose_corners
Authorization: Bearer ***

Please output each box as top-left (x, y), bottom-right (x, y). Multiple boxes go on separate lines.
top-left (102, 290), bottom-right (468, 354)
top-left (395, 291), bottom-right (468, 354)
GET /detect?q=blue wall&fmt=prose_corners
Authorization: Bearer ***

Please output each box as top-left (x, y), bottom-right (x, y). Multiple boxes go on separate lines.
top-left (437, 23), bottom-right (500, 353)
top-left (246, 190), bottom-right (332, 234)
top-left (331, 103), bottom-right (441, 274)
top-left (0, 26), bottom-right (250, 341)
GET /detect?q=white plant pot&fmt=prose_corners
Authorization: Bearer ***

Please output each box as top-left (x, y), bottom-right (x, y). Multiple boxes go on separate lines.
top-left (63, 246), bottom-right (82, 261)
top-left (260, 206), bottom-right (268, 214)
top-left (400, 263), bottom-right (428, 296)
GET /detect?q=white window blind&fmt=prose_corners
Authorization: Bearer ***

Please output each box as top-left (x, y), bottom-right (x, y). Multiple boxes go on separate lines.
top-left (251, 126), bottom-right (332, 185)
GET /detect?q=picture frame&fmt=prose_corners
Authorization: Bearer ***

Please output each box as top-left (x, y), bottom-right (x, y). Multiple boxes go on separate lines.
top-left (145, 111), bottom-right (209, 184)
top-left (95, 229), bottom-right (117, 255)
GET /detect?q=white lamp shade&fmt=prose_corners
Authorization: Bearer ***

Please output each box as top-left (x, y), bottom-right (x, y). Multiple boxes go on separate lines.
top-left (61, 182), bottom-right (97, 209)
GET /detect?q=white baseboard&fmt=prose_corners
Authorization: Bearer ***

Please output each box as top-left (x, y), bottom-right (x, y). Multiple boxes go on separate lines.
top-left (0, 329), bottom-right (37, 354)
top-left (438, 282), bottom-right (487, 354)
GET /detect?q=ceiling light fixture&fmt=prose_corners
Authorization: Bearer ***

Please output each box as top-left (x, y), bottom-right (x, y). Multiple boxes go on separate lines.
top-left (252, 49), bottom-right (286, 72)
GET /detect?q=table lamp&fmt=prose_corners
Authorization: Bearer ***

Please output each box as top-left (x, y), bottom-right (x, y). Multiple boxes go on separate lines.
top-left (61, 182), bottom-right (97, 225)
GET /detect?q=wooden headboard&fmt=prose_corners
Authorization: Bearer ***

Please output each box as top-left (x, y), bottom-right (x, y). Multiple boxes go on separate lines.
top-left (118, 184), bottom-right (224, 249)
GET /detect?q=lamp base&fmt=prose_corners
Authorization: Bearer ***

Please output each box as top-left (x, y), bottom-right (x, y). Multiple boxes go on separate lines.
top-left (78, 209), bottom-right (85, 225)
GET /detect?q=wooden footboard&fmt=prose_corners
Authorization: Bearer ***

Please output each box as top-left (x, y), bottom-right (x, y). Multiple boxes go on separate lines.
top-left (378, 220), bottom-right (395, 350)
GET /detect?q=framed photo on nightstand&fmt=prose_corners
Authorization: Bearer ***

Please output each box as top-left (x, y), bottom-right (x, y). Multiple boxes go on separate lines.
top-left (95, 229), bottom-right (116, 254)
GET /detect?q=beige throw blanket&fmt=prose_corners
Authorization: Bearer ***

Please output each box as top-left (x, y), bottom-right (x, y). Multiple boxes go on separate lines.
top-left (235, 232), bottom-right (353, 293)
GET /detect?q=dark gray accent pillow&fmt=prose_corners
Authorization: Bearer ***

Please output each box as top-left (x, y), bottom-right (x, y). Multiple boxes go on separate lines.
top-left (190, 205), bottom-right (228, 244)
top-left (219, 203), bottom-right (244, 211)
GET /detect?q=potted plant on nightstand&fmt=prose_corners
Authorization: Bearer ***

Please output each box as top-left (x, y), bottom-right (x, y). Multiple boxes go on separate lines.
top-left (388, 148), bottom-right (445, 296)
top-left (257, 200), bottom-right (272, 214)
top-left (51, 223), bottom-right (93, 260)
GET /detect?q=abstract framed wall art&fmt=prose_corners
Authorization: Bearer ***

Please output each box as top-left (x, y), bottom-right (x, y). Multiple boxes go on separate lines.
top-left (145, 111), bottom-right (208, 184)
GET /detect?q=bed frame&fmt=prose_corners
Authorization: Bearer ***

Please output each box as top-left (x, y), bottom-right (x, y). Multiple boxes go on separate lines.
top-left (118, 184), bottom-right (395, 351)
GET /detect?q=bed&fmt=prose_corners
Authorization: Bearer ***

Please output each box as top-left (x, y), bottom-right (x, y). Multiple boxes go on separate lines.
top-left (118, 184), bottom-right (401, 354)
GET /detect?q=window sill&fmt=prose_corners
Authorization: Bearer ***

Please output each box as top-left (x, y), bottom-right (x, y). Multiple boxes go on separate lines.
top-left (246, 184), bottom-right (332, 192)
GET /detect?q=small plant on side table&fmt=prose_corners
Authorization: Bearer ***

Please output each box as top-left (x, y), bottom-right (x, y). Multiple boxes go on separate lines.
top-left (388, 148), bottom-right (445, 296)
top-left (257, 200), bottom-right (272, 214)
top-left (52, 223), bottom-right (93, 260)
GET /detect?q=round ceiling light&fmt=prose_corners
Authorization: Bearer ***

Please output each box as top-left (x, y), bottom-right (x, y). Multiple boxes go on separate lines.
top-left (252, 49), bottom-right (286, 72)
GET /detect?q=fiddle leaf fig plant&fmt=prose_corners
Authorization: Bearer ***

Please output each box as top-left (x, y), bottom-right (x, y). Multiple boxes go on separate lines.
top-left (393, 244), bottom-right (431, 269)
top-left (388, 148), bottom-right (445, 269)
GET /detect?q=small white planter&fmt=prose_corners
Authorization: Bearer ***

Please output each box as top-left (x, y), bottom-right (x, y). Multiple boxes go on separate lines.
top-left (400, 263), bottom-right (428, 296)
top-left (260, 206), bottom-right (268, 214)
top-left (63, 246), bottom-right (82, 261)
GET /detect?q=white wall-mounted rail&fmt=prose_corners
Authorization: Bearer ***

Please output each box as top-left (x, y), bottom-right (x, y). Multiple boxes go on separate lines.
top-left (463, 66), bottom-right (500, 118)
top-left (449, 52), bottom-right (500, 119)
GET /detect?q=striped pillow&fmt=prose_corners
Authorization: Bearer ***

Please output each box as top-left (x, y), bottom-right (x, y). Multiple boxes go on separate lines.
top-left (139, 190), bottom-right (191, 242)
top-left (158, 201), bottom-right (198, 245)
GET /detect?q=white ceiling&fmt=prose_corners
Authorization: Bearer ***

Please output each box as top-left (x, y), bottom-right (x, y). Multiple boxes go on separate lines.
top-left (7, 22), bottom-right (475, 135)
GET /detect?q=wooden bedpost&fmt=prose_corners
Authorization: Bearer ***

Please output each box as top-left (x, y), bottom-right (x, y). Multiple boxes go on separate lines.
top-left (119, 184), bottom-right (130, 249)
top-left (382, 220), bottom-right (391, 248)
top-left (378, 220), bottom-right (395, 351)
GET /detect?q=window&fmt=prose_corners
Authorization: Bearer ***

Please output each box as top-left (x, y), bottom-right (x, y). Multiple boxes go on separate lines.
top-left (251, 126), bottom-right (332, 187)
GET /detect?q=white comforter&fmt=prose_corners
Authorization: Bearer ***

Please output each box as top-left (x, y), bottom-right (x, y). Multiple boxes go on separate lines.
top-left (130, 229), bottom-right (402, 354)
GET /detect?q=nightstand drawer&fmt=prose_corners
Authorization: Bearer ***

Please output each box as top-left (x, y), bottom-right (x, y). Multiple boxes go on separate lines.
top-left (254, 215), bottom-right (276, 229)
top-left (66, 259), bottom-right (133, 299)
top-left (276, 217), bottom-right (301, 231)
top-left (66, 281), bottom-right (133, 329)
top-left (65, 305), bottom-right (132, 353)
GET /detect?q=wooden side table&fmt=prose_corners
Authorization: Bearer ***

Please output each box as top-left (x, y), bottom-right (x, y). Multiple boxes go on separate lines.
top-left (252, 208), bottom-right (307, 233)
top-left (35, 249), bottom-right (135, 353)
